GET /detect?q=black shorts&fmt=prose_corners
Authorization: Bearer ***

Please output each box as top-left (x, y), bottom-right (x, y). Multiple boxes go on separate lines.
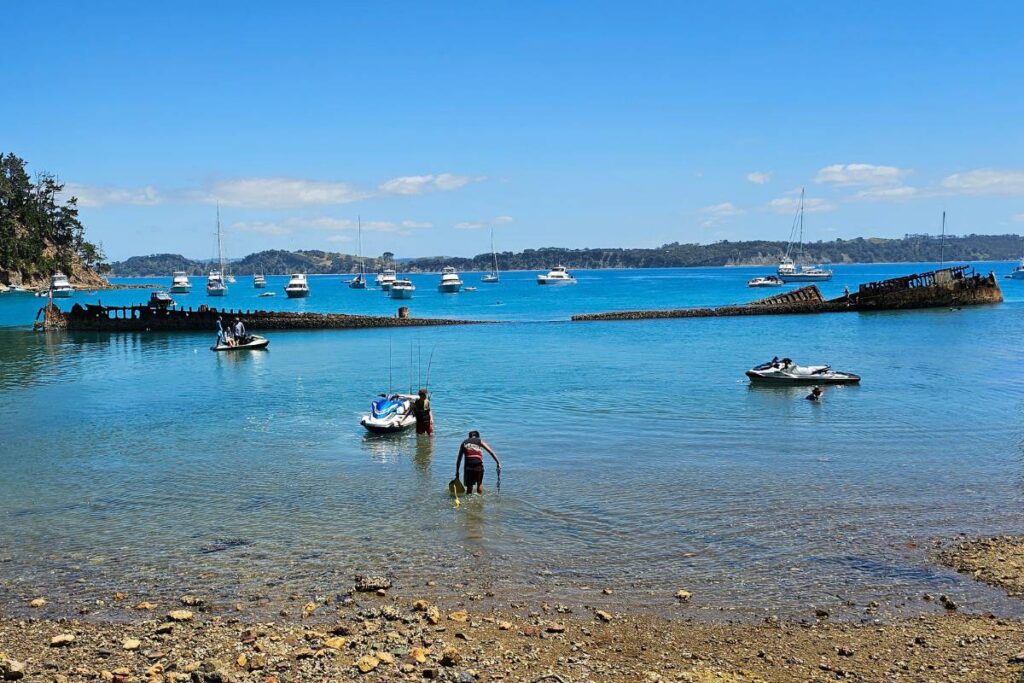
top-left (464, 462), bottom-right (484, 488)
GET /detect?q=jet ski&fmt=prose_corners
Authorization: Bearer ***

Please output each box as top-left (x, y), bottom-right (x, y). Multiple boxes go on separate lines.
top-left (360, 393), bottom-right (417, 434)
top-left (210, 335), bottom-right (270, 352)
top-left (746, 358), bottom-right (860, 384)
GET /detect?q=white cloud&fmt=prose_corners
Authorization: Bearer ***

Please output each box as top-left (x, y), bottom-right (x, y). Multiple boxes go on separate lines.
top-left (941, 169), bottom-right (1024, 196)
top-left (230, 216), bottom-right (433, 237)
top-left (746, 171), bottom-right (771, 185)
top-left (201, 178), bottom-right (369, 208)
top-left (767, 196), bottom-right (836, 214)
top-left (454, 215), bottom-right (514, 230)
top-left (701, 202), bottom-right (744, 217)
top-left (850, 186), bottom-right (920, 201)
top-left (64, 183), bottom-right (163, 207)
top-left (814, 163), bottom-right (909, 187)
top-left (378, 173), bottom-right (486, 196)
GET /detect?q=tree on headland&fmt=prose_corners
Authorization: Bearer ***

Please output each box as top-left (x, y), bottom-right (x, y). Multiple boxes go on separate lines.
top-left (0, 153), bottom-right (108, 286)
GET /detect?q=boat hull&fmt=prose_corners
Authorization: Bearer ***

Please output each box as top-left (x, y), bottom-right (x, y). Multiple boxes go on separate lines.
top-left (1008, 270), bottom-right (1024, 280)
top-left (50, 289), bottom-right (74, 298)
top-left (207, 288), bottom-right (227, 296)
top-left (169, 285), bottom-right (192, 294)
top-left (481, 275), bottom-right (499, 283)
top-left (746, 369), bottom-right (860, 385)
top-left (360, 415), bottom-right (416, 434)
top-left (537, 277), bottom-right (576, 285)
top-left (210, 335), bottom-right (269, 352)
top-left (778, 273), bottom-right (832, 283)
top-left (438, 283), bottom-right (462, 293)
top-left (254, 282), bottom-right (266, 289)
top-left (285, 289), bottom-right (310, 298)
top-left (390, 289), bottom-right (414, 299)
top-left (349, 280), bottom-right (367, 290)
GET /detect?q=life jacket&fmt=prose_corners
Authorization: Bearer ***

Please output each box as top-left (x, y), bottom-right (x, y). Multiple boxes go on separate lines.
top-left (462, 437), bottom-right (484, 462)
top-left (414, 397), bottom-right (431, 421)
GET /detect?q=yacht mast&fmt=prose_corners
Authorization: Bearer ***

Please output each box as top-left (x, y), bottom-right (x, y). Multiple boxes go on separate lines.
top-left (216, 203), bottom-right (225, 275)
top-left (358, 215), bottom-right (364, 277)
top-left (490, 226), bottom-right (498, 275)
top-left (939, 211), bottom-right (946, 266)
top-left (797, 188), bottom-right (805, 265)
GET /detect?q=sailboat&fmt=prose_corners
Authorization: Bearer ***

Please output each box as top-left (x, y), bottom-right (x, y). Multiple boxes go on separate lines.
top-left (482, 226), bottom-right (500, 283)
top-left (777, 188), bottom-right (832, 282)
top-left (349, 216), bottom-right (368, 289)
top-left (206, 205), bottom-right (228, 296)
top-left (1008, 233), bottom-right (1024, 280)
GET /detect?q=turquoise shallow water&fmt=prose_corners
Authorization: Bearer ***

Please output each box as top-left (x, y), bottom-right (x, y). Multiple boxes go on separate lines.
top-left (1, 263), bottom-right (1023, 619)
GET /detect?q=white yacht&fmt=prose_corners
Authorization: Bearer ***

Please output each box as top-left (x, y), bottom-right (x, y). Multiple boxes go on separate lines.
top-left (207, 206), bottom-right (229, 296)
top-left (169, 271), bottom-right (192, 294)
top-left (1009, 260), bottom-right (1024, 280)
top-left (253, 273), bottom-right (266, 288)
top-left (49, 272), bottom-right (74, 298)
top-left (537, 265), bottom-right (577, 285)
top-left (376, 268), bottom-right (397, 291)
top-left (482, 226), bottom-right (500, 283)
top-left (285, 273), bottom-right (310, 298)
top-left (777, 189), bottom-right (832, 282)
top-left (438, 266), bottom-right (463, 293)
top-left (349, 217), bottom-right (368, 289)
top-left (389, 278), bottom-right (415, 299)
top-left (747, 275), bottom-right (784, 288)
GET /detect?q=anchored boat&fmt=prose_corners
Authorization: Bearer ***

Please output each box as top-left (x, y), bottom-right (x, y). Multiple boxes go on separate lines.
top-left (169, 271), bottom-right (192, 294)
top-left (438, 266), bottom-right (463, 293)
top-left (285, 273), bottom-right (310, 298)
top-left (360, 393), bottom-right (417, 434)
top-left (746, 358), bottom-right (860, 384)
top-left (747, 275), bottom-right (784, 288)
top-left (777, 189), bottom-right (832, 282)
top-left (207, 207), bottom-right (229, 296)
top-left (482, 226), bottom-right (500, 283)
top-left (390, 278), bottom-right (415, 299)
top-left (537, 265), bottom-right (577, 285)
top-left (376, 268), bottom-right (397, 290)
top-left (49, 272), bottom-right (74, 298)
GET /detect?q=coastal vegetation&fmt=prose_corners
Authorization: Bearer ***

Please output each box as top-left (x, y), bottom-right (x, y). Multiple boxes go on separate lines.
top-left (110, 233), bottom-right (1024, 275)
top-left (0, 153), bottom-right (109, 288)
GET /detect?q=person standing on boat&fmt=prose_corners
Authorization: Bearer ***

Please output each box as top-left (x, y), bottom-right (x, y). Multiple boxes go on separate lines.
top-left (233, 318), bottom-right (246, 343)
top-left (456, 430), bottom-right (501, 494)
top-left (215, 316), bottom-right (225, 346)
top-left (412, 388), bottom-right (433, 436)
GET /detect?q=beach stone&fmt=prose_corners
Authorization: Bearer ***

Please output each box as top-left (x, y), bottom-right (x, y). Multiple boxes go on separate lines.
top-left (409, 647), bottom-right (429, 664)
top-left (1, 657), bottom-right (26, 681)
top-left (155, 623), bottom-right (174, 634)
top-left (675, 590), bottom-right (692, 602)
top-left (29, 598), bottom-right (47, 608)
top-left (168, 610), bottom-right (194, 622)
top-left (354, 575), bottom-right (391, 592)
top-left (50, 634), bottom-right (76, 647)
top-left (122, 639), bottom-right (142, 651)
top-left (448, 611), bottom-right (469, 623)
top-left (546, 622), bottom-right (566, 633)
top-left (180, 595), bottom-right (204, 607)
top-left (376, 652), bottom-right (395, 665)
top-left (249, 654), bottom-right (266, 670)
top-left (355, 655), bottom-right (379, 673)
top-left (190, 661), bottom-right (232, 683)
top-left (440, 647), bottom-right (461, 666)
top-left (426, 606), bottom-right (441, 624)
top-left (595, 610), bottom-right (613, 622)
top-left (324, 637), bottom-right (347, 650)
top-left (113, 592), bottom-right (127, 601)
top-left (413, 600), bottom-right (430, 612)
top-left (135, 602), bottom-right (158, 610)
top-left (235, 655), bottom-right (246, 668)
top-left (497, 621), bottom-right (513, 630)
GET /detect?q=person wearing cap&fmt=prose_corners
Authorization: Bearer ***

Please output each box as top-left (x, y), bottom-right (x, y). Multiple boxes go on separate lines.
top-left (412, 388), bottom-right (433, 436)
top-left (455, 430), bottom-right (501, 494)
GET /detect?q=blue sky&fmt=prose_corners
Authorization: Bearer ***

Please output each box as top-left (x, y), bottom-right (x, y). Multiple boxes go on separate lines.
top-left (4, 1), bottom-right (1023, 260)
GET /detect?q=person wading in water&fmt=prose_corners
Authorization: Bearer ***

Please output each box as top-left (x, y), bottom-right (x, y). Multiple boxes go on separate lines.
top-left (455, 430), bottom-right (501, 494)
top-left (412, 388), bottom-right (433, 436)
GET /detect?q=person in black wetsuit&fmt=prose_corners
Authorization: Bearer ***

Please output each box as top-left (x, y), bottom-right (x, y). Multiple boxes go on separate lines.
top-left (455, 430), bottom-right (501, 494)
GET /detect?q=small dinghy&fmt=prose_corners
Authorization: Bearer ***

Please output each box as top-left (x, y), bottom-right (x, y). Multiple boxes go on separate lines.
top-left (360, 393), bottom-right (417, 434)
top-left (210, 335), bottom-right (269, 352)
top-left (746, 358), bottom-right (860, 384)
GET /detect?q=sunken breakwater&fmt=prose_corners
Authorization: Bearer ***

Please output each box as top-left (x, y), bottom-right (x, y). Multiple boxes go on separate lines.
top-left (573, 265), bottom-right (1003, 322)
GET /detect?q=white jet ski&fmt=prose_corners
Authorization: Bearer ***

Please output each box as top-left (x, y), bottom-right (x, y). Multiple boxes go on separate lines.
top-left (746, 358), bottom-right (860, 384)
top-left (360, 393), bottom-right (417, 434)
top-left (210, 335), bottom-right (270, 352)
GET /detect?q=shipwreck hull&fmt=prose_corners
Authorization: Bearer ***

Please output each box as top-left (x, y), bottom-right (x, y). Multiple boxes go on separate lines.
top-left (36, 302), bottom-right (480, 332)
top-left (573, 266), bottom-right (1002, 322)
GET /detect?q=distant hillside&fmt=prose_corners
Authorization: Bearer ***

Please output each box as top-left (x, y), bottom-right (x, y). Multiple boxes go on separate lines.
top-left (109, 234), bottom-right (1023, 276)
top-left (0, 153), bottom-right (109, 289)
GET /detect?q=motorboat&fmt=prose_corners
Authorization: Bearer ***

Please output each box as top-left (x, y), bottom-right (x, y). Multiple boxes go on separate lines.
top-left (747, 275), bottom-right (785, 288)
top-left (169, 271), bottom-right (192, 293)
top-left (148, 290), bottom-right (176, 308)
top-left (284, 273), bottom-right (310, 298)
top-left (1008, 259), bottom-right (1024, 280)
top-left (349, 274), bottom-right (367, 289)
top-left (258, 291), bottom-right (276, 297)
top-left (537, 265), bottom-right (577, 285)
top-left (210, 334), bottom-right (269, 352)
top-left (390, 278), bottom-right (415, 299)
top-left (746, 358), bottom-right (860, 384)
top-left (438, 266), bottom-right (463, 293)
top-left (464, 286), bottom-right (478, 292)
top-left (376, 269), bottom-right (397, 290)
top-left (253, 273), bottom-right (266, 288)
top-left (206, 271), bottom-right (227, 296)
top-left (49, 272), bottom-right (74, 298)
top-left (360, 393), bottom-right (417, 434)
top-left (776, 189), bottom-right (833, 282)
top-left (226, 274), bottom-right (237, 284)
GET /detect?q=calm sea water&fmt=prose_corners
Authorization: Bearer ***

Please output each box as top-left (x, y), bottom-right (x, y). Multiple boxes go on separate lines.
top-left (1, 263), bottom-right (1023, 620)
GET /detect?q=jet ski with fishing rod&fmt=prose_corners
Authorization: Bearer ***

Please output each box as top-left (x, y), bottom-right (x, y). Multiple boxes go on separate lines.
top-left (746, 358), bottom-right (860, 384)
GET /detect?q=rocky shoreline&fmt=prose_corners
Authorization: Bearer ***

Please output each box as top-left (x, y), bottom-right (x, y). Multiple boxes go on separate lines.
top-left (3, 539), bottom-right (1024, 683)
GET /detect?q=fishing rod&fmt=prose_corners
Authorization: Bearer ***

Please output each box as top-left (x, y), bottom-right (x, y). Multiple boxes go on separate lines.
top-left (424, 345), bottom-right (437, 389)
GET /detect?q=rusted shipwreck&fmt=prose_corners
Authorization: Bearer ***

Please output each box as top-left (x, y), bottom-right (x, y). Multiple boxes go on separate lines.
top-left (572, 265), bottom-right (1003, 322)
top-left (35, 300), bottom-right (481, 332)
